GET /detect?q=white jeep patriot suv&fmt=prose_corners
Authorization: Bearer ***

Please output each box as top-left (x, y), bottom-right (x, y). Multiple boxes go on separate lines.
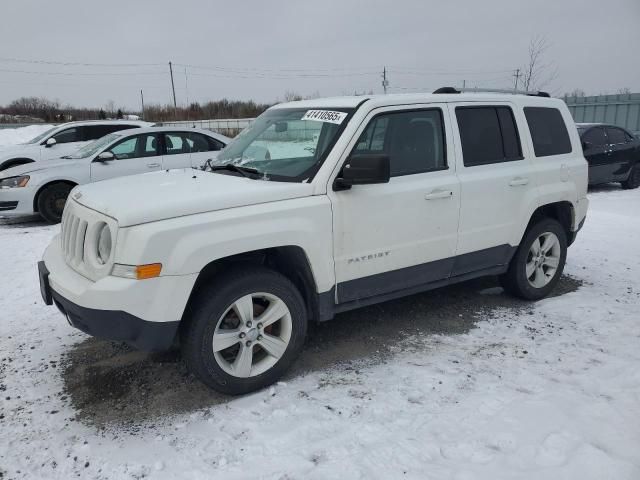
top-left (39, 88), bottom-right (589, 394)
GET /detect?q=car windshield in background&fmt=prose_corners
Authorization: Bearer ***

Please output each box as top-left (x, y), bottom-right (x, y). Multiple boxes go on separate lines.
top-left (213, 107), bottom-right (353, 181)
top-left (24, 127), bottom-right (58, 145)
top-left (65, 133), bottom-right (121, 159)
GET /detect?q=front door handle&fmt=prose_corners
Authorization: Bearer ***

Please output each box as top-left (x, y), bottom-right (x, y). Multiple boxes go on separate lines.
top-left (146, 162), bottom-right (160, 168)
top-left (424, 190), bottom-right (453, 200)
top-left (508, 177), bottom-right (530, 187)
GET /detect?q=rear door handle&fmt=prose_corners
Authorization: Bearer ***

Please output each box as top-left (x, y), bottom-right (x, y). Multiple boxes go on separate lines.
top-left (509, 177), bottom-right (529, 187)
top-left (424, 190), bottom-right (453, 200)
top-left (146, 162), bottom-right (160, 168)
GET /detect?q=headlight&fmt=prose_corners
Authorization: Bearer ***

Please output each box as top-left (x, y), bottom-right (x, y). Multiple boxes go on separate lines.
top-left (96, 223), bottom-right (112, 264)
top-left (0, 175), bottom-right (29, 189)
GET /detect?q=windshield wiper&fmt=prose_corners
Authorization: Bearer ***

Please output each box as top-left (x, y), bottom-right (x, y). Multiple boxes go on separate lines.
top-left (207, 162), bottom-right (260, 178)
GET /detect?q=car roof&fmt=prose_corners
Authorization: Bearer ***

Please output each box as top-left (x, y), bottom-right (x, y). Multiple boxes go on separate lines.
top-left (54, 119), bottom-right (153, 128)
top-left (108, 126), bottom-right (230, 139)
top-left (271, 92), bottom-right (564, 110)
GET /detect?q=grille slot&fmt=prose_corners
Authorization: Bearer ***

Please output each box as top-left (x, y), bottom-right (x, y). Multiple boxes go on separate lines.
top-left (61, 208), bottom-right (88, 266)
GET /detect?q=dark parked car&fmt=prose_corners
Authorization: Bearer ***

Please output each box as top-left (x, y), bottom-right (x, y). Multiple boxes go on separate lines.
top-left (577, 123), bottom-right (640, 189)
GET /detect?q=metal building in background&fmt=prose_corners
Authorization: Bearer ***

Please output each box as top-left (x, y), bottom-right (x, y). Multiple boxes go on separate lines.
top-left (563, 93), bottom-right (640, 135)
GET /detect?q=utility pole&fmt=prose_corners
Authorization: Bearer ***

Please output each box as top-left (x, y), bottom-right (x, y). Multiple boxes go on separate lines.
top-left (168, 61), bottom-right (177, 116)
top-left (513, 68), bottom-right (522, 90)
top-left (140, 89), bottom-right (145, 120)
top-left (462, 79), bottom-right (466, 89)
top-left (381, 66), bottom-right (389, 94)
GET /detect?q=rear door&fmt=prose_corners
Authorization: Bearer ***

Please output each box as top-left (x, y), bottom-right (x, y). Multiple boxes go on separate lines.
top-left (452, 103), bottom-right (537, 274)
top-left (186, 132), bottom-right (226, 168)
top-left (605, 127), bottom-right (635, 181)
top-left (582, 127), bottom-right (610, 184)
top-left (161, 132), bottom-right (193, 170)
top-left (90, 132), bottom-right (161, 182)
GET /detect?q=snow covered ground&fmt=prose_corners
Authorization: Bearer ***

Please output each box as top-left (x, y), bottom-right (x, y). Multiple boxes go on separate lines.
top-left (1, 186), bottom-right (639, 479)
top-left (0, 124), bottom-right (53, 146)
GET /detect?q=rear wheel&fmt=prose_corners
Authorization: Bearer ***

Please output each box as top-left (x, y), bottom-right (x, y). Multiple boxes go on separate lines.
top-left (621, 165), bottom-right (640, 189)
top-left (37, 183), bottom-right (73, 224)
top-left (500, 218), bottom-right (567, 300)
top-left (181, 266), bottom-right (307, 395)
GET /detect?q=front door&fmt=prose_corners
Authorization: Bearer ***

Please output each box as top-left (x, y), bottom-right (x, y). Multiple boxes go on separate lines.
top-left (329, 105), bottom-right (460, 304)
top-left (582, 126), bottom-right (611, 184)
top-left (605, 127), bottom-right (635, 181)
top-left (90, 133), bottom-right (161, 182)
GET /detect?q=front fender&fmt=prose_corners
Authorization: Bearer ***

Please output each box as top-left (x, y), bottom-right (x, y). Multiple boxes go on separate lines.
top-left (114, 196), bottom-right (336, 293)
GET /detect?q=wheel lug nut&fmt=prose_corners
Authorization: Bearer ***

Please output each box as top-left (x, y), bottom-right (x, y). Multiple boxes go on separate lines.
top-left (257, 335), bottom-right (263, 341)
top-left (246, 321), bottom-right (252, 328)
top-left (239, 332), bottom-right (246, 339)
top-left (245, 341), bottom-right (252, 347)
top-left (257, 323), bottom-right (263, 329)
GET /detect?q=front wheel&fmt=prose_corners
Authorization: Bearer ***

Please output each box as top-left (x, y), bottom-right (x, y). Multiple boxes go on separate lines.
top-left (37, 182), bottom-right (73, 224)
top-left (181, 266), bottom-right (307, 395)
top-left (621, 165), bottom-right (640, 190)
top-left (500, 219), bottom-right (567, 300)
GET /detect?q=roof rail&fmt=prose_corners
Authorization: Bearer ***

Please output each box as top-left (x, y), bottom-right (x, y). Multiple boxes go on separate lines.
top-left (433, 86), bottom-right (550, 98)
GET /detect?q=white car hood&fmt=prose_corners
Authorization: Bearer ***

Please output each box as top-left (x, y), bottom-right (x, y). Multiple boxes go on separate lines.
top-left (73, 169), bottom-right (315, 227)
top-left (0, 158), bottom-right (83, 177)
top-left (0, 143), bottom-right (38, 159)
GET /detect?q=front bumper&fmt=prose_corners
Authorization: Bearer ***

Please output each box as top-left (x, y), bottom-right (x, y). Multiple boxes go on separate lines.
top-left (39, 261), bottom-right (179, 351)
top-left (41, 235), bottom-right (198, 351)
top-left (0, 186), bottom-right (37, 217)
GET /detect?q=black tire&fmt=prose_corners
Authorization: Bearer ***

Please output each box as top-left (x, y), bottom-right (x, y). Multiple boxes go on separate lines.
top-left (500, 218), bottom-right (567, 300)
top-left (181, 265), bottom-right (307, 395)
top-left (621, 165), bottom-right (640, 190)
top-left (37, 183), bottom-right (73, 224)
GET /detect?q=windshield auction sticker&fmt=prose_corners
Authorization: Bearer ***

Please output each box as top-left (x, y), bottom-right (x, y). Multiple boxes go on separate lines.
top-left (301, 110), bottom-right (348, 125)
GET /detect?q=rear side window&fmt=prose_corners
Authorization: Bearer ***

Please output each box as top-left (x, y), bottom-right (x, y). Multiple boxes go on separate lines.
top-left (524, 107), bottom-right (572, 157)
top-left (606, 127), bottom-right (626, 145)
top-left (455, 106), bottom-right (522, 167)
top-left (187, 132), bottom-right (224, 152)
top-left (82, 124), bottom-right (141, 141)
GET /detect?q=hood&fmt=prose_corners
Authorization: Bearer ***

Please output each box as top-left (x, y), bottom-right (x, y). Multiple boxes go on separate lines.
top-left (0, 158), bottom-right (83, 177)
top-left (0, 143), bottom-right (38, 159)
top-left (73, 169), bottom-right (314, 227)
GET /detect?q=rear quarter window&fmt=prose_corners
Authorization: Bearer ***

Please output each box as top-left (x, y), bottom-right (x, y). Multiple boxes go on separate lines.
top-left (523, 107), bottom-right (572, 157)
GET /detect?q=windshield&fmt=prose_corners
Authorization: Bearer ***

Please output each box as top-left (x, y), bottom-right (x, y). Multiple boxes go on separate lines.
top-left (214, 107), bottom-right (353, 181)
top-left (24, 127), bottom-right (58, 145)
top-left (65, 133), bottom-right (121, 159)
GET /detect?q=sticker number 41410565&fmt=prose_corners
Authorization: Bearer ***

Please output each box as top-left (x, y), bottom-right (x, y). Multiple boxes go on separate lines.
top-left (301, 110), bottom-right (348, 125)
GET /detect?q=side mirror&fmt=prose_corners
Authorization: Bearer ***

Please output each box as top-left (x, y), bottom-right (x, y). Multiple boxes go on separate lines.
top-left (581, 141), bottom-right (592, 151)
top-left (96, 151), bottom-right (115, 162)
top-left (45, 138), bottom-right (57, 148)
top-left (334, 154), bottom-right (390, 190)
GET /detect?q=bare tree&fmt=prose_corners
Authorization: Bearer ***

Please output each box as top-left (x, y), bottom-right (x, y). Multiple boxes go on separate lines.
top-left (283, 91), bottom-right (303, 102)
top-left (617, 87), bottom-right (631, 95)
top-left (564, 88), bottom-right (586, 98)
top-left (522, 35), bottom-right (558, 92)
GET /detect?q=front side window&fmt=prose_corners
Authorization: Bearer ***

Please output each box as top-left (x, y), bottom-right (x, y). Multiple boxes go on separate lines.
top-left (523, 107), bottom-right (572, 157)
top-left (52, 128), bottom-right (80, 144)
top-left (582, 127), bottom-right (607, 147)
top-left (354, 109), bottom-right (446, 176)
top-left (606, 127), bottom-right (626, 145)
top-left (109, 134), bottom-right (158, 159)
top-left (455, 106), bottom-right (522, 166)
top-left (66, 133), bottom-right (122, 159)
top-left (214, 107), bottom-right (353, 181)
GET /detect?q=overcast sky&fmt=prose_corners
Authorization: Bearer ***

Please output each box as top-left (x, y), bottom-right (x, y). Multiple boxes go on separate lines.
top-left (1, 0), bottom-right (638, 110)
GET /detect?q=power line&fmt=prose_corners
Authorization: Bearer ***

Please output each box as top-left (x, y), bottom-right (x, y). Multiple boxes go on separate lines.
top-left (0, 67), bottom-right (166, 77)
top-left (0, 56), bottom-right (164, 67)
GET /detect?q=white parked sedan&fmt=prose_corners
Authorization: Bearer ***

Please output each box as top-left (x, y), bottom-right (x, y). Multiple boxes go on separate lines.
top-left (0, 127), bottom-right (230, 223)
top-left (0, 120), bottom-right (153, 171)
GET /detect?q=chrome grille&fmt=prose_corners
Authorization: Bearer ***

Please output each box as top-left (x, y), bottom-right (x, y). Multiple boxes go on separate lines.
top-left (60, 207), bottom-right (88, 267)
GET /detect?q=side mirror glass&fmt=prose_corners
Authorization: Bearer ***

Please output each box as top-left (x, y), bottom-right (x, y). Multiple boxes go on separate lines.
top-left (45, 137), bottom-right (57, 147)
top-left (334, 153), bottom-right (390, 190)
top-left (96, 151), bottom-right (115, 162)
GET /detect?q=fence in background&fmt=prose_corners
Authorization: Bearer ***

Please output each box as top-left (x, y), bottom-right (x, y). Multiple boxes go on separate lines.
top-left (564, 93), bottom-right (640, 135)
top-left (158, 118), bottom-right (254, 137)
